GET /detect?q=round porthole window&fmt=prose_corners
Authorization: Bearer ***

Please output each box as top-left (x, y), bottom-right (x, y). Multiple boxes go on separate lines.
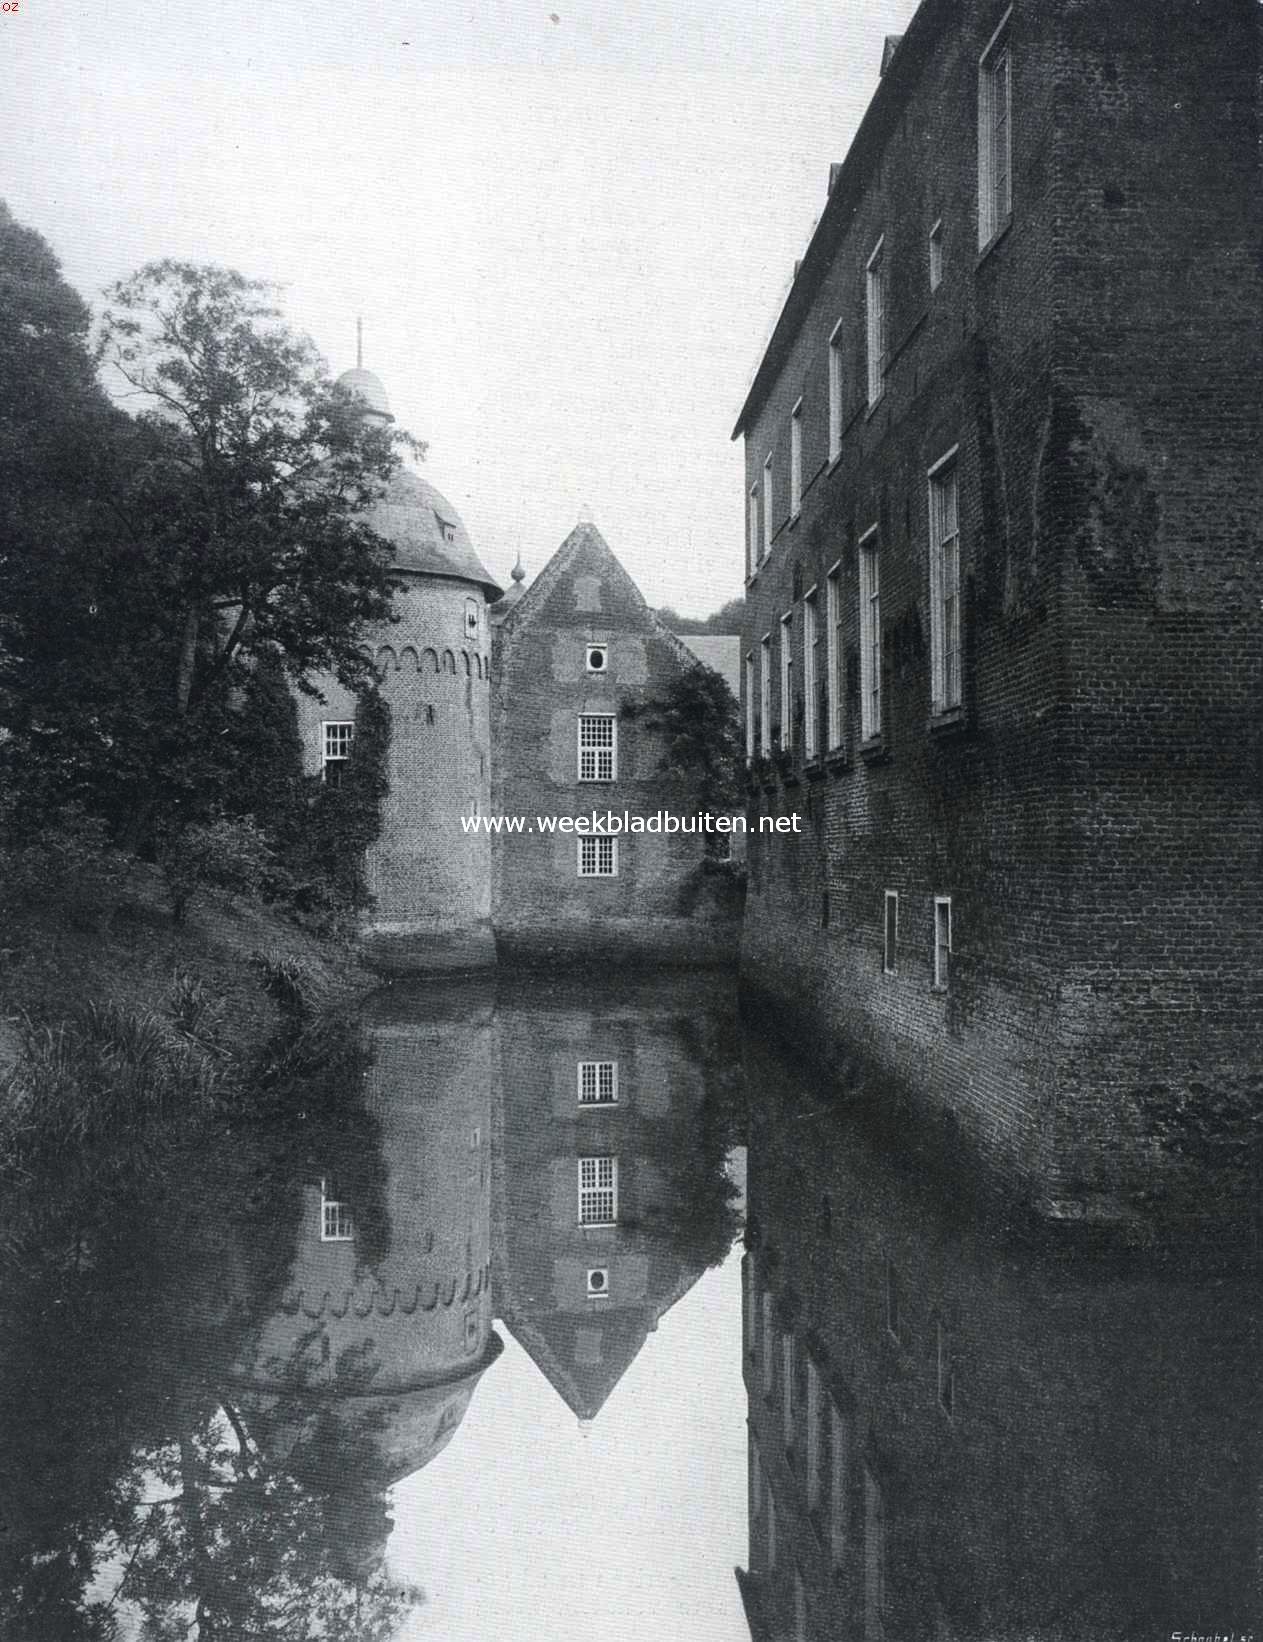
top-left (586, 1268), bottom-right (609, 1297)
top-left (586, 645), bottom-right (607, 673)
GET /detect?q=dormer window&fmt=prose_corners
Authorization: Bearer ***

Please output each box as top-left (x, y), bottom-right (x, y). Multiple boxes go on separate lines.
top-left (435, 511), bottom-right (458, 544)
top-left (586, 644), bottom-right (608, 673)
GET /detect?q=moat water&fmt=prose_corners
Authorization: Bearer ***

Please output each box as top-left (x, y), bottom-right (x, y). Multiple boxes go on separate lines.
top-left (0, 969), bottom-right (1257, 1639)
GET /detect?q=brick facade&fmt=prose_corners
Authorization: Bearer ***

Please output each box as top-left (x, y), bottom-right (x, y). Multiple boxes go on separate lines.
top-left (492, 519), bottom-right (744, 965)
top-left (735, 0), bottom-right (1262, 1214)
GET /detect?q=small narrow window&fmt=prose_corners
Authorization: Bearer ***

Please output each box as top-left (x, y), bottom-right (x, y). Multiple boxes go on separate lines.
top-left (768, 1488), bottom-right (778, 1570)
top-left (859, 529), bottom-right (881, 741)
top-left (883, 890), bottom-right (898, 975)
top-left (937, 1320), bottom-right (955, 1416)
top-left (805, 1358), bottom-right (823, 1509)
top-left (751, 1441), bottom-right (764, 1520)
top-left (826, 562), bottom-right (843, 750)
top-left (803, 587), bottom-right (819, 760)
top-left (762, 452), bottom-right (775, 557)
top-left (864, 1469), bottom-right (888, 1641)
top-left (578, 835), bottom-right (618, 877)
top-left (577, 1060), bottom-right (618, 1105)
top-left (321, 720), bottom-right (354, 787)
top-left (585, 644), bottom-right (608, 673)
top-left (794, 1572), bottom-right (808, 1642)
top-left (465, 597), bottom-right (481, 638)
top-left (929, 218), bottom-right (943, 291)
top-left (790, 399), bottom-right (804, 518)
top-left (928, 453), bottom-right (962, 714)
top-left (745, 1256), bottom-right (758, 1354)
top-left (830, 1405), bottom-right (849, 1567)
top-left (934, 896), bottom-right (952, 989)
top-left (761, 1291), bottom-right (775, 1395)
top-left (781, 1330), bottom-right (795, 1448)
top-left (885, 1258), bottom-right (901, 1342)
top-left (577, 1155), bottom-right (618, 1224)
top-left (979, 14), bottom-right (1013, 248)
top-left (760, 634), bottom-right (772, 756)
top-left (748, 484), bottom-right (760, 578)
top-left (577, 714), bottom-right (616, 781)
top-left (866, 237), bottom-right (887, 407)
top-left (745, 652), bottom-right (756, 764)
top-left (828, 320), bottom-right (844, 461)
top-left (779, 611), bottom-right (793, 752)
top-left (320, 1177), bottom-right (354, 1242)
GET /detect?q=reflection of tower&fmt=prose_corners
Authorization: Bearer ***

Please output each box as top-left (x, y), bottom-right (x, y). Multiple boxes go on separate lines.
top-left (295, 363), bottom-right (502, 972)
top-left (230, 986), bottom-right (501, 1487)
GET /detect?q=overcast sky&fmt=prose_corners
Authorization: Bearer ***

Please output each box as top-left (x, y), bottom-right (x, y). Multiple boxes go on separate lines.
top-left (4, 0), bottom-right (919, 616)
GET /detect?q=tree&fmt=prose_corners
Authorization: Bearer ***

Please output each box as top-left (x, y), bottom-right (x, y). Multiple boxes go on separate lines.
top-left (621, 662), bottom-right (744, 816)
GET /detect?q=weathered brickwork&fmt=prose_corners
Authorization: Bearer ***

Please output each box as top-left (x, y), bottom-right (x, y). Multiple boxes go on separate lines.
top-left (736, 0), bottom-right (1262, 1212)
top-left (492, 520), bottom-right (744, 965)
top-left (736, 1039), bottom-right (1259, 1639)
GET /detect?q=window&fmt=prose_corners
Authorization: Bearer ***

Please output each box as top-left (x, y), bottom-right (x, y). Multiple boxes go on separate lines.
top-left (781, 1331), bottom-right (795, 1447)
top-left (934, 896), bottom-right (952, 989)
top-left (587, 1267), bottom-right (610, 1299)
top-left (768, 1488), bottom-right (778, 1570)
top-left (929, 218), bottom-right (943, 291)
top-left (790, 399), bottom-right (804, 518)
top-left (578, 1060), bottom-right (618, 1105)
top-left (828, 319), bottom-right (844, 461)
top-left (779, 612), bottom-right (793, 752)
top-left (805, 1358), bottom-right (823, 1509)
top-left (859, 530), bottom-right (881, 741)
top-left (883, 890), bottom-right (899, 975)
top-left (748, 485), bottom-right (760, 578)
top-left (465, 597), bottom-right (480, 639)
top-left (794, 1572), bottom-right (808, 1642)
top-left (752, 1441), bottom-right (764, 1519)
top-left (761, 1292), bottom-right (775, 1395)
top-left (885, 1259), bottom-right (901, 1342)
top-left (826, 562), bottom-right (843, 750)
top-left (979, 13), bottom-right (1013, 248)
top-left (866, 237), bottom-right (887, 407)
top-left (937, 1320), bottom-right (955, 1416)
top-left (760, 634), bottom-right (772, 757)
top-left (578, 835), bottom-right (617, 877)
top-left (929, 453), bottom-right (962, 714)
top-left (745, 1257), bottom-right (758, 1354)
top-left (762, 452), bottom-right (774, 558)
top-left (745, 652), bottom-right (756, 763)
top-left (830, 1405), bottom-right (849, 1567)
top-left (578, 714), bottom-right (616, 781)
top-left (586, 644), bottom-right (608, 673)
top-left (803, 588), bottom-right (819, 759)
top-left (864, 1470), bottom-right (887, 1642)
top-left (320, 1177), bottom-right (353, 1242)
top-left (578, 1155), bottom-right (618, 1225)
top-left (321, 720), bottom-right (354, 787)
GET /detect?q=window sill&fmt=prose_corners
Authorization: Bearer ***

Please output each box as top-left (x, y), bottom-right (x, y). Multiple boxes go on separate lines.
top-left (804, 759), bottom-right (827, 782)
top-left (931, 983), bottom-right (949, 996)
top-left (859, 737), bottom-right (890, 766)
top-left (788, 510), bottom-right (802, 531)
top-left (826, 449), bottom-right (843, 476)
top-left (825, 747), bottom-right (849, 773)
top-left (864, 391), bottom-right (886, 422)
top-left (976, 214), bottom-right (1013, 267)
top-left (927, 706), bottom-right (967, 738)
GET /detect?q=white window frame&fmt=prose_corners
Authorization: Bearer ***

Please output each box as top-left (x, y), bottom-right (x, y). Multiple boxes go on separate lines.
top-left (934, 895), bottom-right (952, 990)
top-left (866, 236), bottom-right (887, 408)
top-left (830, 1404), bottom-right (848, 1567)
top-left (320, 1177), bottom-right (353, 1242)
top-left (978, 11), bottom-right (1013, 249)
top-left (929, 217), bottom-right (943, 291)
top-left (760, 634), bottom-right (772, 757)
top-left (859, 528), bottom-right (881, 741)
top-left (826, 561), bottom-right (843, 750)
top-left (928, 449), bottom-right (962, 715)
top-left (747, 484), bottom-right (760, 579)
top-left (781, 1330), bottom-right (795, 1447)
top-left (790, 398), bottom-right (804, 518)
top-left (577, 835), bottom-right (618, 878)
top-left (577, 1155), bottom-right (618, 1225)
top-left (586, 1267), bottom-right (610, 1299)
top-left (803, 586), bottom-right (819, 760)
top-left (321, 720), bottom-right (354, 783)
top-left (577, 713), bottom-right (616, 782)
top-left (577, 1059), bottom-right (618, 1106)
top-left (779, 611), bottom-right (793, 752)
top-left (805, 1357), bottom-right (823, 1509)
top-left (828, 319), bottom-right (844, 462)
top-left (585, 643), bottom-right (608, 674)
top-left (883, 890), bottom-right (899, 975)
top-left (762, 452), bottom-right (774, 558)
top-left (745, 652), bottom-right (756, 764)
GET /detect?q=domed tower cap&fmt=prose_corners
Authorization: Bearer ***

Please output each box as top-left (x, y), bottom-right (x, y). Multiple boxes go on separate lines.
top-left (336, 367), bottom-right (394, 423)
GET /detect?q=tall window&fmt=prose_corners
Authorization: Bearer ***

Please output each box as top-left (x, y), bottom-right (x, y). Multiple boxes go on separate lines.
top-left (760, 635), bottom-right (772, 757)
top-left (781, 1331), bottom-right (795, 1447)
top-left (745, 1257), bottom-right (758, 1354)
top-left (979, 14), bottom-right (1012, 248)
top-left (866, 237), bottom-right (887, 407)
top-left (747, 484), bottom-right (759, 579)
top-left (934, 896), bottom-right (952, 989)
top-left (768, 1489), bottom-right (778, 1570)
top-left (577, 714), bottom-right (616, 781)
top-left (578, 835), bottom-right (617, 877)
top-left (826, 562), bottom-right (843, 750)
top-left (828, 320), bottom-right (844, 460)
top-left (577, 1156), bottom-right (618, 1224)
top-left (779, 612), bottom-right (793, 752)
top-left (320, 1177), bottom-right (354, 1242)
top-left (937, 1320), bottom-right (956, 1416)
top-left (321, 721), bottom-right (354, 787)
top-left (761, 1292), bottom-right (775, 1395)
top-left (805, 1358), bottom-right (823, 1509)
top-left (790, 399), bottom-right (804, 518)
top-left (929, 454), bottom-right (962, 714)
top-left (929, 218), bottom-right (943, 291)
top-left (830, 1404), bottom-right (849, 1567)
top-left (762, 452), bottom-right (774, 558)
top-left (884, 890), bottom-right (899, 975)
top-left (794, 1573), bottom-right (808, 1642)
top-left (859, 529), bottom-right (881, 741)
top-left (886, 1259), bottom-right (902, 1342)
top-left (751, 1440), bottom-right (764, 1518)
top-left (803, 587), bottom-right (819, 759)
top-left (745, 652), bottom-right (756, 763)
top-left (864, 1470), bottom-right (887, 1642)
top-left (577, 1060), bottom-right (618, 1105)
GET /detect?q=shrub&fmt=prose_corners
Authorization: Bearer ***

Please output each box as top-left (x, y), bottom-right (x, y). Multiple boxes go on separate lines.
top-left (159, 816), bottom-right (274, 924)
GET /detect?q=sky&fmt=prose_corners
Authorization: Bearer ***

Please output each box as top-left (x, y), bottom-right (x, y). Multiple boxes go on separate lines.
top-left (2, 0), bottom-right (919, 616)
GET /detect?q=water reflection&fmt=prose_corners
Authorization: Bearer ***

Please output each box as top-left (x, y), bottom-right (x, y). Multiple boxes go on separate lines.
top-left (736, 1029), bottom-right (1261, 1642)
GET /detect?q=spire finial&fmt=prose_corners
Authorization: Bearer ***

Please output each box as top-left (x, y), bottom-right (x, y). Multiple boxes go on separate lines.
top-left (356, 316), bottom-right (363, 370)
top-left (511, 550), bottom-right (526, 583)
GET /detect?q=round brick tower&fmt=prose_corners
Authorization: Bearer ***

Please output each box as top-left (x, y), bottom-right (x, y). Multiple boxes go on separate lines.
top-left (297, 368), bottom-right (501, 971)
